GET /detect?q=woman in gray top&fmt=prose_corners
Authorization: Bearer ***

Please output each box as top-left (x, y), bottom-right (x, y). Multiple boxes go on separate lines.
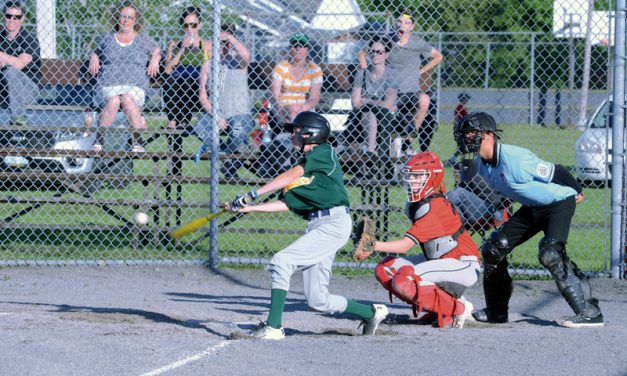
top-left (88, 1), bottom-right (161, 152)
top-left (352, 35), bottom-right (399, 156)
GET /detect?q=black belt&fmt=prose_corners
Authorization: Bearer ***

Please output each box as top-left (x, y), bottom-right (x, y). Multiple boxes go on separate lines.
top-left (308, 206), bottom-right (349, 220)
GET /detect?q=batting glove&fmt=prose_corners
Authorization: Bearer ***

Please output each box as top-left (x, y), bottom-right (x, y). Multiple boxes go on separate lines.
top-left (229, 190), bottom-right (259, 211)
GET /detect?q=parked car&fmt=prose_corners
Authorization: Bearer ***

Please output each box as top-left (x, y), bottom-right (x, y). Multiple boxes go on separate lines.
top-left (575, 97), bottom-right (626, 183)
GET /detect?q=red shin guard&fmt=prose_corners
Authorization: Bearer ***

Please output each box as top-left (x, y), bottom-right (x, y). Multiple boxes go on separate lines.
top-left (391, 266), bottom-right (466, 328)
top-left (375, 256), bottom-right (399, 303)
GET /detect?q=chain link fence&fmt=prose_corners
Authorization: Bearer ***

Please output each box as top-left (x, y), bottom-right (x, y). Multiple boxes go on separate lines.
top-left (0, 0), bottom-right (622, 276)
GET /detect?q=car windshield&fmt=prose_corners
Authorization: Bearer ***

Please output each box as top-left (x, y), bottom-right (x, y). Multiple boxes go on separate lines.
top-left (590, 101), bottom-right (611, 129)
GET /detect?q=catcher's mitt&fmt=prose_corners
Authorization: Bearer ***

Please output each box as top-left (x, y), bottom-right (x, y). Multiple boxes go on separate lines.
top-left (351, 216), bottom-right (377, 261)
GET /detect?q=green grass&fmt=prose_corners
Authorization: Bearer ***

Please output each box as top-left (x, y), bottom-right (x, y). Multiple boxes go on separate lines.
top-left (0, 117), bottom-right (612, 274)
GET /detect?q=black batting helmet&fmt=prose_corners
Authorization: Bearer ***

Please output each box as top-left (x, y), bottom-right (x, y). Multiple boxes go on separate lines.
top-left (284, 111), bottom-right (330, 146)
top-left (455, 112), bottom-right (502, 154)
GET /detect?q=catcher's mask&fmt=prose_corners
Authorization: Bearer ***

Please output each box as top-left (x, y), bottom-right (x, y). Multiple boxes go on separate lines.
top-left (402, 151), bottom-right (445, 202)
top-left (284, 111), bottom-right (330, 150)
top-left (455, 112), bottom-right (502, 154)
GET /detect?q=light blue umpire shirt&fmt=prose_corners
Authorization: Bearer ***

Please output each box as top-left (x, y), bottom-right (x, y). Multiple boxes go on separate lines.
top-left (477, 143), bottom-right (577, 207)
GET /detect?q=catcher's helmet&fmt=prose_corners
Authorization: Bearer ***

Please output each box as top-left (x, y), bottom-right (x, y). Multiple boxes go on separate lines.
top-left (455, 112), bottom-right (502, 154)
top-left (402, 151), bottom-right (446, 203)
top-left (284, 111), bottom-right (330, 148)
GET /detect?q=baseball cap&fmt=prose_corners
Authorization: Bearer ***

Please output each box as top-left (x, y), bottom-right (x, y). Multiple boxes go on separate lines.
top-left (466, 112), bottom-right (502, 138)
top-left (289, 32), bottom-right (310, 46)
top-left (458, 93), bottom-right (471, 100)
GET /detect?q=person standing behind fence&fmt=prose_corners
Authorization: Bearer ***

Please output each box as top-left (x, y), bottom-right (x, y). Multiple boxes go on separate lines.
top-left (0, 1), bottom-right (40, 126)
top-left (348, 35), bottom-right (398, 177)
top-left (270, 32), bottom-right (322, 136)
top-left (454, 93), bottom-right (471, 124)
top-left (447, 93), bottom-right (472, 165)
top-left (455, 111), bottom-right (604, 328)
top-left (195, 23), bottom-right (253, 178)
top-left (89, 1), bottom-right (161, 153)
top-left (162, 6), bottom-right (209, 132)
top-left (388, 10), bottom-right (442, 153)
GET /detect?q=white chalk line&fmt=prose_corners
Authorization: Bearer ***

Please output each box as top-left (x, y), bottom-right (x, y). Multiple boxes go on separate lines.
top-left (140, 340), bottom-right (232, 376)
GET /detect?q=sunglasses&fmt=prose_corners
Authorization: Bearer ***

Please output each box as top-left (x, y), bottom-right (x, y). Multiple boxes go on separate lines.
top-left (370, 49), bottom-right (386, 55)
top-left (182, 22), bottom-right (198, 30)
top-left (291, 43), bottom-right (306, 49)
top-left (5, 13), bottom-right (23, 20)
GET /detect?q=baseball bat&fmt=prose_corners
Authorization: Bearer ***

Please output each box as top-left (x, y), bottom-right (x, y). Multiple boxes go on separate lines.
top-left (170, 208), bottom-right (228, 239)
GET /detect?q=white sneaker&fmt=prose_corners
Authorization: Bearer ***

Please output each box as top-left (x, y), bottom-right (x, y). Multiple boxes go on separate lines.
top-left (131, 144), bottom-right (146, 153)
top-left (361, 304), bottom-right (389, 335)
top-left (452, 298), bottom-right (473, 329)
top-left (244, 322), bottom-right (285, 340)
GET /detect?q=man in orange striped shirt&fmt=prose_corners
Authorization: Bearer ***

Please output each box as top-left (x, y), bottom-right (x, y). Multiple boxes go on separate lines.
top-left (270, 32), bottom-right (323, 132)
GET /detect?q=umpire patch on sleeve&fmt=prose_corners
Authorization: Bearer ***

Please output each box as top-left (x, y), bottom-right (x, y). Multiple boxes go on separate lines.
top-left (536, 163), bottom-right (550, 178)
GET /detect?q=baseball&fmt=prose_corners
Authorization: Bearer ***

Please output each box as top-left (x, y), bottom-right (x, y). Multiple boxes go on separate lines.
top-left (134, 212), bottom-right (149, 225)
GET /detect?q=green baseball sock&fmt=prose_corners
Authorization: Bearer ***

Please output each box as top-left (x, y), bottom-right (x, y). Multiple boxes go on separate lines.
top-left (344, 299), bottom-right (374, 320)
top-left (266, 288), bottom-right (287, 329)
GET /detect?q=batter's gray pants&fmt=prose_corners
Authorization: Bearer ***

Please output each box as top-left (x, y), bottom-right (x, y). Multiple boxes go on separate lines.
top-left (2, 67), bottom-right (38, 117)
top-left (268, 206), bottom-right (351, 314)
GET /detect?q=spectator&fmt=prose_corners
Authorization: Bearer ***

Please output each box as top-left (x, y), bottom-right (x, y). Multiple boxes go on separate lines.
top-left (418, 87), bottom-right (438, 152)
top-left (270, 32), bottom-right (322, 135)
top-left (89, 1), bottom-right (161, 152)
top-left (195, 23), bottom-right (253, 178)
top-left (347, 35), bottom-right (398, 174)
top-left (0, 1), bottom-right (40, 126)
top-left (388, 10), bottom-right (443, 152)
top-left (162, 6), bottom-right (209, 131)
top-left (454, 93), bottom-right (471, 124)
top-left (446, 93), bottom-right (472, 164)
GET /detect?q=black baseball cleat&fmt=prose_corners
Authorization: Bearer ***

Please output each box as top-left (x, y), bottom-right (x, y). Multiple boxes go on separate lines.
top-left (559, 312), bottom-right (604, 328)
top-left (471, 307), bottom-right (508, 323)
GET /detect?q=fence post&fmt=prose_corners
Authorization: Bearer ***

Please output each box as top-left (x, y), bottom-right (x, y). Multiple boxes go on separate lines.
top-left (529, 33), bottom-right (535, 126)
top-left (611, 0), bottom-right (626, 278)
top-left (209, 0), bottom-right (222, 268)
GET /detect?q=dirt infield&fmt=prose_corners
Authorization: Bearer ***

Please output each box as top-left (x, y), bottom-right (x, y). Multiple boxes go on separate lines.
top-left (0, 266), bottom-right (625, 376)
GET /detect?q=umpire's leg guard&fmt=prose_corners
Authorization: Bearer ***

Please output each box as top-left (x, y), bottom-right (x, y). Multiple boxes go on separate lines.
top-left (538, 237), bottom-right (601, 317)
top-left (390, 265), bottom-right (466, 328)
top-left (474, 231), bottom-right (513, 323)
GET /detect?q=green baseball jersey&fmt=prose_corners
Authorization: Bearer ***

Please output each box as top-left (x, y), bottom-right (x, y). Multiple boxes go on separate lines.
top-left (282, 143), bottom-right (350, 218)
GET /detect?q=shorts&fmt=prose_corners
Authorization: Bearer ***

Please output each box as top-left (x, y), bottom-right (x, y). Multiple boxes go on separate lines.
top-left (102, 85), bottom-right (146, 107)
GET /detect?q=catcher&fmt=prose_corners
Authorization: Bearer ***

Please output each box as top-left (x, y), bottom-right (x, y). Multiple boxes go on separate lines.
top-left (224, 111), bottom-right (388, 340)
top-left (353, 151), bottom-right (480, 328)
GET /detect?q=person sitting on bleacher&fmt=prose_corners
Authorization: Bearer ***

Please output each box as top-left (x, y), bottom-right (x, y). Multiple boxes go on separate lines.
top-left (344, 35), bottom-right (398, 177)
top-left (88, 1), bottom-right (161, 153)
top-left (195, 23), bottom-right (253, 178)
top-left (0, 1), bottom-right (40, 126)
top-left (270, 32), bottom-right (322, 134)
top-left (162, 6), bottom-right (210, 132)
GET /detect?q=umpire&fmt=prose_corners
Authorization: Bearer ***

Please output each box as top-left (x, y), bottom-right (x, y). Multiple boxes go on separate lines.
top-left (455, 112), bottom-right (603, 328)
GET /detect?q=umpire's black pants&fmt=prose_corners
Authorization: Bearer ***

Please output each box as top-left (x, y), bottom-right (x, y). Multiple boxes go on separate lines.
top-left (484, 196), bottom-right (576, 309)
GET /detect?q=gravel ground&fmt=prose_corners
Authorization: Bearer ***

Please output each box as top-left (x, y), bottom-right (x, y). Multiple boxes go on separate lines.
top-left (0, 266), bottom-right (625, 376)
